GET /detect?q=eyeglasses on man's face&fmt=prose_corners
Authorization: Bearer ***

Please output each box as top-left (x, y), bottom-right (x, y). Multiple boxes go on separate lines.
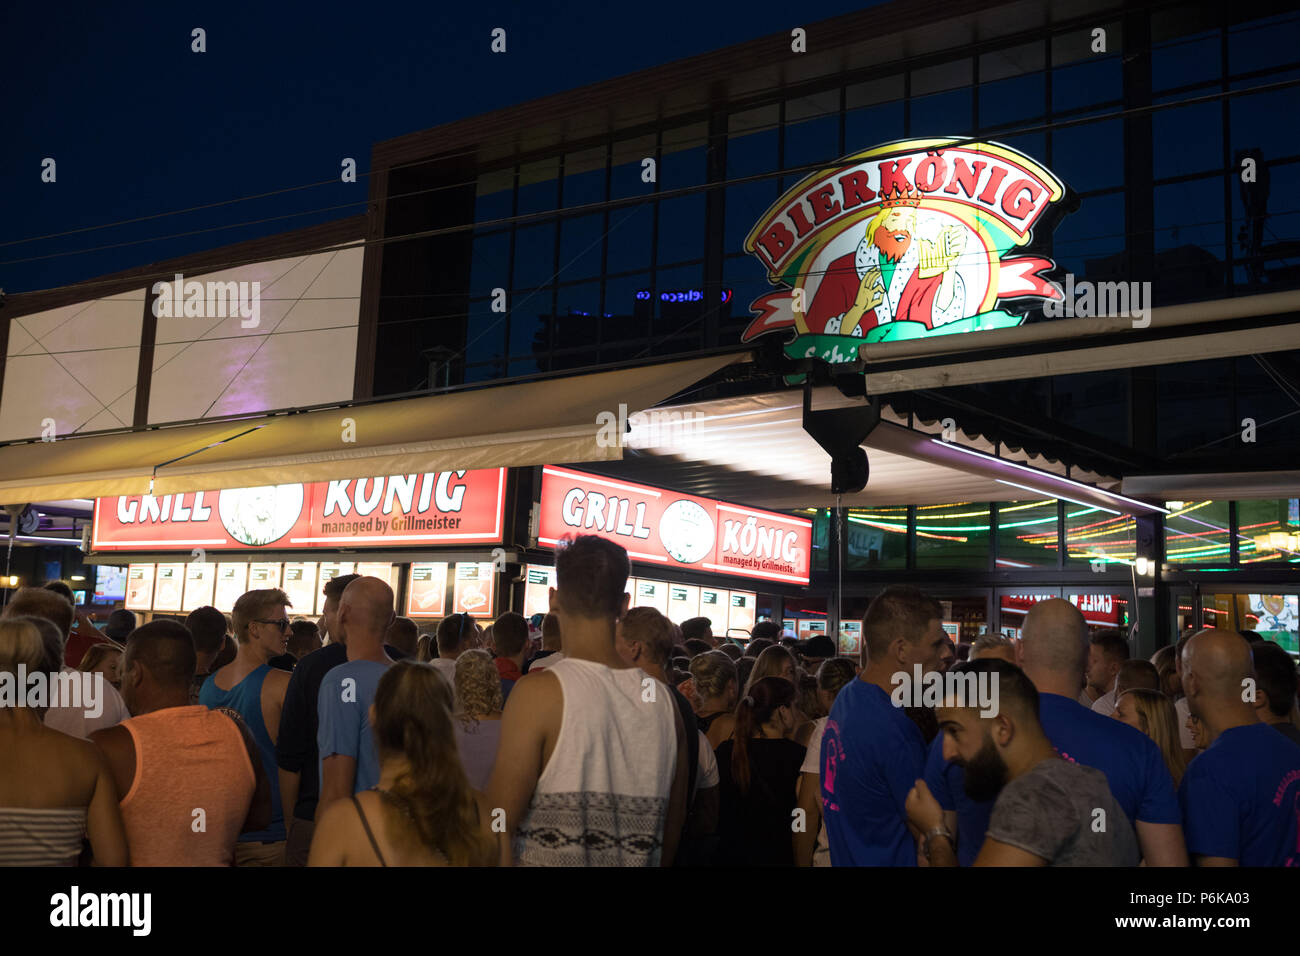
top-left (255, 618), bottom-right (292, 632)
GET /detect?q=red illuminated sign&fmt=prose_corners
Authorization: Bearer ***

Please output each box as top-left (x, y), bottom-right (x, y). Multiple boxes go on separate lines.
top-left (92, 470), bottom-right (507, 552)
top-left (537, 466), bottom-right (812, 585)
top-left (1000, 593), bottom-right (1121, 628)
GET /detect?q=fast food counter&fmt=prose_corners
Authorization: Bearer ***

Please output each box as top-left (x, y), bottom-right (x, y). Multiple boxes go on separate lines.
top-left (81, 463), bottom-right (815, 633)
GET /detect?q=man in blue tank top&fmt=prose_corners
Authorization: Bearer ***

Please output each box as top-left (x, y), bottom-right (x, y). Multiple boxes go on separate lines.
top-left (200, 587), bottom-right (294, 865)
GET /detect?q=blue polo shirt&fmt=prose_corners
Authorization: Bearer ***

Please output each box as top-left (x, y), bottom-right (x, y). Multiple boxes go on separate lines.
top-left (821, 680), bottom-right (926, 866)
top-left (1179, 722), bottom-right (1300, 866)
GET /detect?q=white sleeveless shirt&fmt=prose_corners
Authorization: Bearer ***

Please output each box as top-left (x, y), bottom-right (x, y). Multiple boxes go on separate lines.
top-left (514, 658), bottom-right (677, 866)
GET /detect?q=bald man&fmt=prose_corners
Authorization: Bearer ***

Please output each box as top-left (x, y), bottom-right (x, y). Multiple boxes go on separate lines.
top-left (923, 599), bottom-right (1187, 866)
top-left (92, 621), bottom-right (271, 866)
top-left (316, 577), bottom-right (398, 809)
top-left (1179, 629), bottom-right (1300, 866)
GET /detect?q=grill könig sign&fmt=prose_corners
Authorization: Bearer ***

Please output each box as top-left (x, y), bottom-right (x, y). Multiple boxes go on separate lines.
top-left (92, 470), bottom-right (507, 551)
top-left (538, 467), bottom-right (812, 585)
top-left (741, 137), bottom-right (1070, 376)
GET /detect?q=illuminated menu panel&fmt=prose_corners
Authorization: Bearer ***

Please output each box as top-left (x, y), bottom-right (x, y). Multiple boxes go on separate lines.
top-left (125, 564), bottom-right (155, 611)
top-left (355, 562), bottom-right (396, 589)
top-left (248, 563), bottom-right (281, 589)
top-left (699, 586), bottom-right (726, 622)
top-left (666, 583), bottom-right (700, 624)
top-left (727, 591), bottom-right (756, 636)
top-left (314, 562), bottom-right (355, 613)
top-left (798, 619), bottom-right (827, 640)
top-left (153, 563), bottom-right (184, 611)
top-left (632, 579), bottom-right (669, 615)
top-left (282, 563), bottom-right (318, 614)
top-left (182, 562), bottom-right (216, 612)
top-left (838, 620), bottom-right (862, 656)
top-left (406, 563), bottom-right (449, 618)
top-left (453, 562), bottom-right (494, 618)
top-left (523, 565), bottom-right (555, 619)
top-left (214, 563), bottom-right (248, 612)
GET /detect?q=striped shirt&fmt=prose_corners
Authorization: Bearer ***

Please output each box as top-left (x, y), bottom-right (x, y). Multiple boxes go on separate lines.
top-left (0, 807), bottom-right (87, 866)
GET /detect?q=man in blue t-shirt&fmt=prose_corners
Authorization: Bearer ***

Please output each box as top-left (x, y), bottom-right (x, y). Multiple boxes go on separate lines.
top-left (822, 586), bottom-right (950, 866)
top-left (925, 600), bottom-right (1187, 866)
top-left (316, 576), bottom-right (398, 809)
top-left (1179, 629), bottom-right (1300, 866)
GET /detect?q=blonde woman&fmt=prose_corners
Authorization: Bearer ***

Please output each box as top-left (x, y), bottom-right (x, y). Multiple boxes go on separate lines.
top-left (309, 660), bottom-right (495, 866)
top-left (0, 617), bottom-right (128, 865)
top-left (1112, 689), bottom-right (1189, 786)
top-left (690, 651), bottom-right (739, 750)
top-left (79, 643), bottom-right (124, 691)
top-left (452, 649), bottom-right (504, 791)
top-left (743, 644), bottom-right (797, 695)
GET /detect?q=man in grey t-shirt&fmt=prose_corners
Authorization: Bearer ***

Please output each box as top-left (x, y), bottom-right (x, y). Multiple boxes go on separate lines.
top-left (907, 658), bottom-right (1139, 866)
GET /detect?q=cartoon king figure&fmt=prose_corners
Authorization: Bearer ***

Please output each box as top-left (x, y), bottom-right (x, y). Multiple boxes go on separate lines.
top-left (802, 183), bottom-right (967, 337)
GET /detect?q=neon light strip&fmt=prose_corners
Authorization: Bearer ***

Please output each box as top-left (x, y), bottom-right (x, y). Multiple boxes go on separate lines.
top-left (932, 440), bottom-right (1167, 513)
top-left (997, 480), bottom-right (1122, 516)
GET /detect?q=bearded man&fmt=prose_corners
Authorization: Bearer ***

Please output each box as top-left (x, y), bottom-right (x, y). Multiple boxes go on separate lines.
top-left (803, 183), bottom-right (967, 337)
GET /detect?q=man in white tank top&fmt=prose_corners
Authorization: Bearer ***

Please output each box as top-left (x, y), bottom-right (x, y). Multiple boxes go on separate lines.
top-left (486, 535), bottom-right (688, 866)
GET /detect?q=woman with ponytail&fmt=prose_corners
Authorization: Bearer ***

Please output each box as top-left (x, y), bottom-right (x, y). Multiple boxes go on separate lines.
top-left (309, 661), bottom-right (496, 866)
top-left (714, 676), bottom-right (805, 866)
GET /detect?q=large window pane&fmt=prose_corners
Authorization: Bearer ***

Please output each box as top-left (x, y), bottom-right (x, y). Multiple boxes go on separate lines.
top-left (1237, 498), bottom-right (1300, 564)
top-left (915, 502), bottom-right (990, 569)
top-left (1164, 500), bottom-right (1231, 565)
top-left (1065, 508), bottom-right (1135, 567)
top-left (979, 73), bottom-right (1045, 129)
top-left (1152, 30), bottom-right (1220, 92)
top-left (1052, 58), bottom-right (1121, 112)
top-left (563, 147), bottom-right (606, 208)
top-left (1052, 119), bottom-right (1123, 193)
top-left (1050, 191), bottom-right (1125, 282)
top-left (728, 106), bottom-right (779, 178)
top-left (558, 214), bottom-right (604, 282)
top-left (845, 506), bottom-right (908, 570)
top-left (660, 124), bottom-right (707, 187)
top-left (1231, 89), bottom-right (1300, 165)
top-left (1229, 15), bottom-right (1300, 75)
top-left (1153, 102), bottom-right (1222, 180)
top-left (612, 134), bottom-right (658, 200)
top-left (1156, 360), bottom-right (1234, 456)
top-left (996, 500), bottom-right (1059, 568)
top-left (517, 158), bottom-right (559, 216)
top-left (605, 201), bottom-right (654, 275)
top-left (475, 168), bottom-right (513, 225)
top-left (910, 89), bottom-right (971, 136)
top-left (657, 194), bottom-right (706, 265)
top-left (784, 91), bottom-right (841, 170)
top-left (511, 222), bottom-right (557, 292)
top-left (725, 180), bottom-right (780, 258)
top-left (470, 231), bottom-right (510, 299)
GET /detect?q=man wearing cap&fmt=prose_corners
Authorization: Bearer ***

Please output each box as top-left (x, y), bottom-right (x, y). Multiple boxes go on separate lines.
top-left (796, 633), bottom-right (836, 671)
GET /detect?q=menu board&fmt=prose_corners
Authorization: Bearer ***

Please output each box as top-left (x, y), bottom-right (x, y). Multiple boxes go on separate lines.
top-left (214, 563), bottom-right (248, 612)
top-left (182, 561), bottom-right (216, 612)
top-left (631, 578), bottom-right (669, 615)
top-left (453, 562), bottom-right (494, 618)
top-left (125, 564), bottom-right (155, 611)
top-left (522, 565), bottom-right (556, 619)
top-left (313, 562), bottom-right (355, 613)
top-left (248, 563), bottom-right (281, 589)
top-left (667, 583), bottom-right (700, 624)
top-left (1248, 594), bottom-right (1299, 653)
top-left (699, 586), bottom-right (726, 623)
top-left (838, 620), bottom-right (862, 656)
top-left (406, 562), bottom-right (449, 617)
top-left (355, 562), bottom-right (396, 588)
top-left (153, 563), bottom-right (184, 611)
top-left (798, 619), bottom-right (827, 640)
top-left (727, 590), bottom-right (756, 635)
top-left (282, 563), bottom-right (318, 613)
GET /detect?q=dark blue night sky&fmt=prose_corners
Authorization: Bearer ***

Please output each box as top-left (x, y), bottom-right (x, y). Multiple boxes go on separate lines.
top-left (2, 0), bottom-right (879, 294)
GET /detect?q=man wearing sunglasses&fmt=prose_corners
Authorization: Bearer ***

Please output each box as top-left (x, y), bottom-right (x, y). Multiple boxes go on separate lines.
top-left (199, 587), bottom-right (295, 866)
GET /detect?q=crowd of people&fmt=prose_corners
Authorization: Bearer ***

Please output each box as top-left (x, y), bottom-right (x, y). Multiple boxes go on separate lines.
top-left (2, 535), bottom-right (1299, 867)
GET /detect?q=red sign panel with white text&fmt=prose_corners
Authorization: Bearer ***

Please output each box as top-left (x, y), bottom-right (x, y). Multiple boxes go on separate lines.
top-left (92, 470), bottom-right (507, 552)
top-left (537, 466), bottom-right (812, 585)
